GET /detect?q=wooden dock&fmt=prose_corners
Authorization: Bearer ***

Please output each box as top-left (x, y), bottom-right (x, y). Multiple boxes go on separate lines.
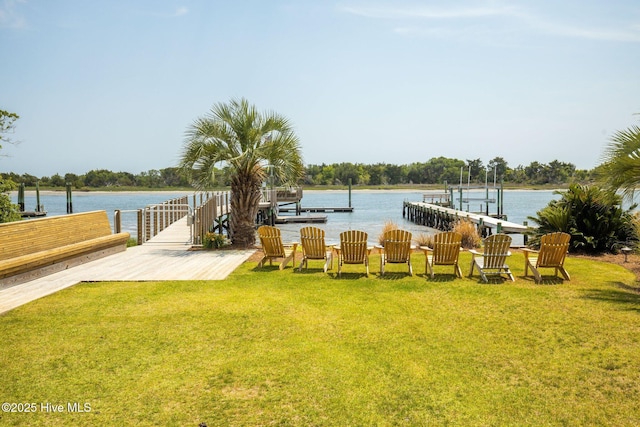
top-left (275, 215), bottom-right (328, 224)
top-left (278, 206), bottom-right (354, 213)
top-left (0, 217), bottom-right (255, 315)
top-left (403, 201), bottom-right (529, 235)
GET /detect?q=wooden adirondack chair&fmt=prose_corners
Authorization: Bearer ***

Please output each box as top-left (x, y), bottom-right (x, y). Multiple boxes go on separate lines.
top-left (299, 226), bottom-right (333, 272)
top-left (334, 230), bottom-right (371, 277)
top-left (257, 225), bottom-right (298, 270)
top-left (469, 234), bottom-right (514, 282)
top-left (378, 229), bottom-right (413, 276)
top-left (522, 232), bottom-right (571, 283)
top-left (423, 231), bottom-right (463, 279)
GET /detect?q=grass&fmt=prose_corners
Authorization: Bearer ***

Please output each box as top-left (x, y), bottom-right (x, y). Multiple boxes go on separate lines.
top-left (1, 252), bottom-right (640, 426)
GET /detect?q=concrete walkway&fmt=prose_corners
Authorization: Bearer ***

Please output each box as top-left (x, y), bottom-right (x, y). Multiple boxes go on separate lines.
top-left (0, 217), bottom-right (255, 314)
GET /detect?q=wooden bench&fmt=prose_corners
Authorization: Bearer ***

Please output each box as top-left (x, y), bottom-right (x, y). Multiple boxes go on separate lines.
top-left (0, 210), bottom-right (130, 287)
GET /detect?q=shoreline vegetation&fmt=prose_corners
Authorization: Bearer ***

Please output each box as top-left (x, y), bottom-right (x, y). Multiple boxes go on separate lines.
top-left (10, 183), bottom-right (573, 195)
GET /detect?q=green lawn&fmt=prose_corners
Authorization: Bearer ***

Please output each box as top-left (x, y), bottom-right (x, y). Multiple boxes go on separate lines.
top-left (1, 252), bottom-right (640, 426)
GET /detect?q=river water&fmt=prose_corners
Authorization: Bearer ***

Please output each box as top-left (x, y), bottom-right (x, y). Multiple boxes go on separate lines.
top-left (13, 189), bottom-right (561, 245)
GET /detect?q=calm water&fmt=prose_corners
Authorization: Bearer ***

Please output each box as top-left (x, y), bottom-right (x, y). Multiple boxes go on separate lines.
top-left (13, 189), bottom-right (560, 245)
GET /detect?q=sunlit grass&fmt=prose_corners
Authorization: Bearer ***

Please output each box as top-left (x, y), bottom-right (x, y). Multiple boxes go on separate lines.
top-left (1, 252), bottom-right (640, 426)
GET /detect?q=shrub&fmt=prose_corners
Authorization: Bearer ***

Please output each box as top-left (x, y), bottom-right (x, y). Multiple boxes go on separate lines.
top-left (527, 184), bottom-right (639, 253)
top-left (452, 220), bottom-right (482, 249)
top-left (203, 232), bottom-right (230, 249)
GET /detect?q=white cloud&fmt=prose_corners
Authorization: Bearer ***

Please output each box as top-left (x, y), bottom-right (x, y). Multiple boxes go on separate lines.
top-left (341, 4), bottom-right (520, 20)
top-left (0, 0), bottom-right (27, 29)
top-left (174, 7), bottom-right (188, 17)
top-left (342, 2), bottom-right (640, 43)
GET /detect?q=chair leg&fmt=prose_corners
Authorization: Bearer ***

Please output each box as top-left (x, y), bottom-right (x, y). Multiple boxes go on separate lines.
top-left (408, 260), bottom-right (413, 276)
top-left (454, 264), bottom-right (462, 278)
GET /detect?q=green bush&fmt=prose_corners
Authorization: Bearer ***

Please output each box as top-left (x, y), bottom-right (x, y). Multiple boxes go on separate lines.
top-left (528, 184), bottom-right (638, 253)
top-left (203, 232), bottom-right (230, 249)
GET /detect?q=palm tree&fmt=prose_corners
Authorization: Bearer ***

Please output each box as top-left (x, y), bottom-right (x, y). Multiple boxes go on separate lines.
top-left (180, 98), bottom-right (304, 247)
top-left (600, 118), bottom-right (640, 200)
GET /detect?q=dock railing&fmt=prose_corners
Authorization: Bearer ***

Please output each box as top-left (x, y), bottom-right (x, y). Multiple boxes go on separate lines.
top-left (191, 191), bottom-right (231, 246)
top-left (115, 195), bottom-right (191, 245)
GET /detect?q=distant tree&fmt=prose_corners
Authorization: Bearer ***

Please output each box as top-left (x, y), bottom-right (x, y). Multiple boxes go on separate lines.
top-left (180, 98), bottom-right (304, 246)
top-left (0, 109), bottom-right (19, 151)
top-left (334, 163), bottom-right (360, 185)
top-left (465, 159), bottom-right (484, 183)
top-left (487, 157), bottom-right (508, 182)
top-left (368, 163), bottom-right (387, 185)
top-left (599, 117), bottom-right (640, 200)
top-left (50, 173), bottom-right (66, 187)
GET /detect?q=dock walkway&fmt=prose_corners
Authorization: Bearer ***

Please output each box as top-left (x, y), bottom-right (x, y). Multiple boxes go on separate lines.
top-left (0, 217), bottom-right (255, 315)
top-left (404, 201), bottom-right (529, 234)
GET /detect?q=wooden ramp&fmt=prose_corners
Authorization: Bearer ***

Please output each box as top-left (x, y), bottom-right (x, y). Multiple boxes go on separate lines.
top-left (0, 217), bottom-right (255, 315)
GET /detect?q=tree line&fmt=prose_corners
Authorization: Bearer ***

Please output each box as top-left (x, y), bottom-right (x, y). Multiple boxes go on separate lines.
top-left (305, 157), bottom-right (593, 186)
top-left (1, 157), bottom-right (596, 189)
top-left (1, 168), bottom-right (192, 189)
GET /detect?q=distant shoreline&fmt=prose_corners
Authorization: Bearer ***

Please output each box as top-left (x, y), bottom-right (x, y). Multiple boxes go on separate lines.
top-left (11, 187), bottom-right (565, 197)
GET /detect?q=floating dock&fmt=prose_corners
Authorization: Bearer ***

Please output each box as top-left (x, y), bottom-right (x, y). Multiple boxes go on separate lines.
top-left (278, 206), bottom-right (353, 213)
top-left (275, 215), bottom-right (328, 224)
top-left (403, 201), bottom-right (529, 237)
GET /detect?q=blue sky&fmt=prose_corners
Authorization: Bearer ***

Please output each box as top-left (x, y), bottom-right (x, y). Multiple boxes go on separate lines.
top-left (1, 0), bottom-right (639, 176)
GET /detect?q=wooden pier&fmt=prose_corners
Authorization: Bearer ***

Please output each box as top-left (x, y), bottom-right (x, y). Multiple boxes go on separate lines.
top-left (403, 201), bottom-right (529, 238)
top-left (0, 216), bottom-right (255, 315)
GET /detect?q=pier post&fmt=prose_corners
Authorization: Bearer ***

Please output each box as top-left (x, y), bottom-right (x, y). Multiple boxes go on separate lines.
top-left (114, 210), bottom-right (122, 234)
top-left (18, 183), bottom-right (25, 212)
top-left (35, 181), bottom-right (42, 213)
top-left (137, 209), bottom-right (144, 245)
top-left (66, 183), bottom-right (73, 214)
top-left (348, 179), bottom-right (352, 208)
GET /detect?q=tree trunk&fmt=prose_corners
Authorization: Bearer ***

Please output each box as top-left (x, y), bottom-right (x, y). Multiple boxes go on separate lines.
top-left (229, 171), bottom-right (262, 247)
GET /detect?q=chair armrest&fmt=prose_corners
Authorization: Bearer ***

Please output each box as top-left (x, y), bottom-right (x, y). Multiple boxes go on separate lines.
top-left (419, 245), bottom-right (433, 252)
top-left (521, 248), bottom-right (537, 260)
top-left (468, 249), bottom-right (482, 256)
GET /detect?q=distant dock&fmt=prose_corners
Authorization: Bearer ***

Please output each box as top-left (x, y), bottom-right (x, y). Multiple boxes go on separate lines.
top-left (403, 201), bottom-right (529, 241)
top-left (278, 206), bottom-right (353, 213)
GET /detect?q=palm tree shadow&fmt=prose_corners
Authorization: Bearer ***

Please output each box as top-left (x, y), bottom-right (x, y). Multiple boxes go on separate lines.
top-left (580, 282), bottom-right (640, 311)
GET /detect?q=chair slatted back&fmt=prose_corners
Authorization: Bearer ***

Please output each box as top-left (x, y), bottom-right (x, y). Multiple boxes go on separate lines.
top-left (339, 230), bottom-right (368, 264)
top-left (300, 226), bottom-right (327, 260)
top-left (382, 229), bottom-right (412, 263)
top-left (482, 234), bottom-right (512, 269)
top-left (258, 225), bottom-right (285, 258)
top-left (537, 232), bottom-right (570, 268)
top-left (432, 231), bottom-right (462, 265)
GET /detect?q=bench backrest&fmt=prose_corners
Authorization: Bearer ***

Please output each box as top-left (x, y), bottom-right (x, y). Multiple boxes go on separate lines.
top-left (0, 211), bottom-right (115, 261)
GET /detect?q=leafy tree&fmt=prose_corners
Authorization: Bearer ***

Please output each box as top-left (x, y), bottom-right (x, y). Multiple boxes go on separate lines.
top-left (466, 159), bottom-right (484, 183)
top-left (0, 109), bottom-right (19, 150)
top-left (488, 157), bottom-right (508, 182)
top-left (528, 184), bottom-right (638, 253)
top-left (599, 117), bottom-right (640, 200)
top-left (180, 98), bottom-right (304, 246)
top-left (0, 177), bottom-right (20, 223)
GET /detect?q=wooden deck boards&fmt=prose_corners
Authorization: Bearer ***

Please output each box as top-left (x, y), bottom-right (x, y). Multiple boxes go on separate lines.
top-left (408, 202), bottom-right (528, 234)
top-left (0, 217), bottom-right (255, 314)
